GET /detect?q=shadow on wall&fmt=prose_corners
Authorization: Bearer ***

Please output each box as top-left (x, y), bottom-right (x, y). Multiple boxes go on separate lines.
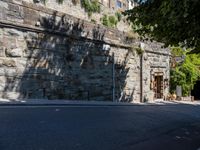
top-left (115, 52), bottom-right (133, 102)
top-left (2, 11), bottom-right (132, 102)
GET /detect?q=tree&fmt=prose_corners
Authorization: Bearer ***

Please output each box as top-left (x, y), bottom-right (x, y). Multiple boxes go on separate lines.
top-left (124, 0), bottom-right (200, 52)
top-left (170, 47), bottom-right (200, 96)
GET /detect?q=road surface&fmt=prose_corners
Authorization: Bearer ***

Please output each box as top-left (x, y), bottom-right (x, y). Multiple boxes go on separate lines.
top-left (0, 104), bottom-right (200, 150)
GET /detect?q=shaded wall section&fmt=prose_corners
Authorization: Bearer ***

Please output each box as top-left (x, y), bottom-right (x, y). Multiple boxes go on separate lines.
top-left (0, 27), bottom-right (133, 101)
top-left (191, 81), bottom-right (200, 100)
top-left (0, 30), bottom-right (113, 100)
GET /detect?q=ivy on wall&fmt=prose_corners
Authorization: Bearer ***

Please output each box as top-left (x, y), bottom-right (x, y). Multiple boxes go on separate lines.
top-left (81, 0), bottom-right (100, 17)
top-left (72, 0), bottom-right (79, 5)
top-left (91, 19), bottom-right (97, 24)
top-left (101, 14), bottom-right (118, 28)
top-left (115, 12), bottom-right (122, 22)
top-left (56, 0), bottom-right (64, 4)
top-left (100, 12), bottom-right (123, 28)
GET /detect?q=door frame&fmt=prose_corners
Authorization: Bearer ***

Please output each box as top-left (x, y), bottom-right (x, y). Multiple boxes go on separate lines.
top-left (154, 72), bottom-right (164, 99)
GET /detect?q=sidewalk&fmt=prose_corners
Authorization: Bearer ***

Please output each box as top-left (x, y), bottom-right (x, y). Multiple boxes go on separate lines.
top-left (0, 98), bottom-right (200, 106)
top-left (0, 99), bottom-right (134, 106)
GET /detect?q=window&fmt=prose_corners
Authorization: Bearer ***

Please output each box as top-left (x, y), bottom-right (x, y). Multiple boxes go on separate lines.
top-left (116, 0), bottom-right (122, 8)
top-left (131, 1), bottom-right (133, 6)
top-left (123, 3), bottom-right (126, 8)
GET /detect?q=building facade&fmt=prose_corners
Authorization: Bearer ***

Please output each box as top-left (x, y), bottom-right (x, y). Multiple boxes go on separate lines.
top-left (99, 0), bottom-right (132, 11)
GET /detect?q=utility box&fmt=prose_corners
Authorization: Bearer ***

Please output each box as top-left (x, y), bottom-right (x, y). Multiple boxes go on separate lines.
top-left (176, 86), bottom-right (182, 100)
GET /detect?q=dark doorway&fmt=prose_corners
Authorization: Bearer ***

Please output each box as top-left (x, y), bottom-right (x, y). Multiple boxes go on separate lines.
top-left (191, 81), bottom-right (200, 100)
top-left (154, 75), bottom-right (163, 99)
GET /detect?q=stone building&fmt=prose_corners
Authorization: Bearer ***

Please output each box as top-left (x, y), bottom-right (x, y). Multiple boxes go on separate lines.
top-left (99, 0), bottom-right (136, 10)
top-left (0, 0), bottom-right (170, 102)
top-left (127, 0), bottom-right (138, 10)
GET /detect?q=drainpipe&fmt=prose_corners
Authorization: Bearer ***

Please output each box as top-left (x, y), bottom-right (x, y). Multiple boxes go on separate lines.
top-left (140, 54), bottom-right (143, 102)
top-left (109, 0), bottom-right (111, 8)
top-left (140, 42), bottom-right (145, 102)
top-left (112, 52), bottom-right (115, 102)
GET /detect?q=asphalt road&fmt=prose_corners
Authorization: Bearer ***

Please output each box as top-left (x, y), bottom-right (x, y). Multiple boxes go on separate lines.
top-left (0, 104), bottom-right (200, 150)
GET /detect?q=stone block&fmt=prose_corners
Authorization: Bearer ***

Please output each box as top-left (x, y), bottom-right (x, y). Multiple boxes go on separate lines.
top-left (16, 67), bottom-right (26, 75)
top-left (0, 58), bottom-right (16, 67)
top-left (26, 89), bottom-right (44, 99)
top-left (0, 78), bottom-right (21, 92)
top-left (0, 83), bottom-right (6, 92)
top-left (0, 9), bottom-right (5, 20)
top-left (4, 68), bottom-right (17, 76)
top-left (0, 1), bottom-right (8, 9)
top-left (0, 47), bottom-right (5, 57)
top-left (0, 29), bottom-right (3, 36)
top-left (153, 58), bottom-right (159, 62)
top-left (0, 76), bottom-right (7, 83)
top-left (7, 3), bottom-right (24, 23)
top-left (25, 32), bottom-right (38, 39)
top-left (13, 0), bottom-right (23, 4)
top-left (19, 80), bottom-right (40, 91)
top-left (5, 29), bottom-right (24, 37)
top-left (17, 39), bottom-right (27, 49)
top-left (3, 36), bottom-right (17, 49)
top-left (6, 48), bottom-right (23, 57)
top-left (0, 91), bottom-right (21, 99)
top-left (32, 59), bottom-right (49, 68)
top-left (23, 49), bottom-right (41, 58)
top-left (0, 68), bottom-right (5, 76)
top-left (15, 59), bottom-right (28, 68)
top-left (0, 1), bottom-right (8, 20)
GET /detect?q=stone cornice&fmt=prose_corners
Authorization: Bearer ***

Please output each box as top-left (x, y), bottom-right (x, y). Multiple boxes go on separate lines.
top-left (0, 19), bottom-right (130, 49)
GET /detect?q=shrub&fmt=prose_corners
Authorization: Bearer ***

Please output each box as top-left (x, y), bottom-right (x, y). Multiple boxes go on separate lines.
top-left (91, 19), bottom-right (97, 24)
top-left (56, 0), bottom-right (64, 4)
top-left (82, 0), bottom-right (100, 17)
top-left (72, 0), bottom-right (79, 5)
top-left (101, 14), bottom-right (118, 28)
top-left (115, 12), bottom-right (122, 21)
top-left (108, 15), bottom-right (117, 27)
top-left (102, 14), bottom-right (109, 27)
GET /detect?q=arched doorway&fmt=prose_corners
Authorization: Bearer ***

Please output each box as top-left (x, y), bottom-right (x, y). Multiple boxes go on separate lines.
top-left (191, 81), bottom-right (200, 100)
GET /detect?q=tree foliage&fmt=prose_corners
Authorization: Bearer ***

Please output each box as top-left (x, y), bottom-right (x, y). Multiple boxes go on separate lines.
top-left (170, 47), bottom-right (200, 96)
top-left (124, 0), bottom-right (200, 52)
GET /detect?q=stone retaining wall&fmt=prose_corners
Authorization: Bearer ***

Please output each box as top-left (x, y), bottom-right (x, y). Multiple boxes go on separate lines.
top-left (0, 0), bottom-right (170, 102)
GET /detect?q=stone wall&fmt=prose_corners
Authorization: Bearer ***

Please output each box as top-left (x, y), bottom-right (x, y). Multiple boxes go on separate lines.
top-left (20, 0), bottom-right (132, 32)
top-left (0, 0), bottom-right (170, 102)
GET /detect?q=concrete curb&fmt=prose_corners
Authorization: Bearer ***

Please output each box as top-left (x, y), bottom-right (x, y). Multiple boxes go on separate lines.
top-left (0, 99), bottom-right (138, 106)
top-left (0, 100), bottom-right (145, 107)
top-left (0, 99), bottom-right (199, 107)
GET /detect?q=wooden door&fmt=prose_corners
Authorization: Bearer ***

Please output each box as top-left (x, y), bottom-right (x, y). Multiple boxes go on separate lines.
top-left (154, 75), bottom-right (163, 99)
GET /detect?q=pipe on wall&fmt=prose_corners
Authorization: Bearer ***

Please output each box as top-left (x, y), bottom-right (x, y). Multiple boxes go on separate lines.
top-left (140, 54), bottom-right (143, 102)
top-left (112, 52), bottom-right (116, 102)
